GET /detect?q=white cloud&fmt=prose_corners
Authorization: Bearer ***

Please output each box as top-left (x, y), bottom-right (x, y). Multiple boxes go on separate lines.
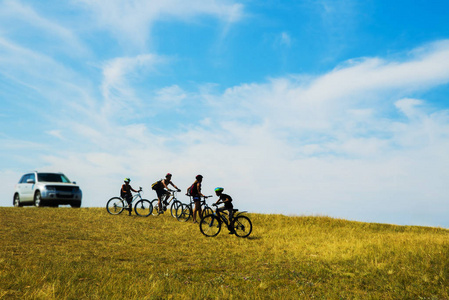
top-left (0, 0), bottom-right (88, 56)
top-left (155, 85), bottom-right (187, 104)
top-left (100, 54), bottom-right (166, 117)
top-left (75, 0), bottom-right (244, 50)
top-left (280, 32), bottom-right (291, 47)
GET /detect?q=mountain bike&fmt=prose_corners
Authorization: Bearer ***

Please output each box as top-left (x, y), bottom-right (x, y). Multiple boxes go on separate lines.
top-left (176, 195), bottom-right (213, 222)
top-left (150, 189), bottom-right (183, 217)
top-left (106, 187), bottom-right (153, 216)
top-left (199, 204), bottom-right (252, 238)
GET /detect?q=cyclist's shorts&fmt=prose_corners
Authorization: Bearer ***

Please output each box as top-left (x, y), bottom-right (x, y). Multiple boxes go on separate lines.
top-left (193, 196), bottom-right (201, 202)
top-left (155, 188), bottom-right (168, 198)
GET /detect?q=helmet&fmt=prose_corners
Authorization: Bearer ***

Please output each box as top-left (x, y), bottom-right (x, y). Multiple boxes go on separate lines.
top-left (166, 173), bottom-right (172, 178)
top-left (196, 174), bottom-right (203, 180)
top-left (214, 187), bottom-right (224, 193)
top-left (124, 178), bottom-right (130, 183)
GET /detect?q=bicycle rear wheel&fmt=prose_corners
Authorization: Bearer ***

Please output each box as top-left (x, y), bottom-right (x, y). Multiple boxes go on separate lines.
top-left (232, 215), bottom-right (252, 238)
top-left (176, 204), bottom-right (191, 222)
top-left (150, 199), bottom-right (161, 216)
top-left (170, 200), bottom-right (182, 218)
top-left (201, 206), bottom-right (214, 218)
top-left (199, 214), bottom-right (221, 237)
top-left (106, 197), bottom-right (125, 215)
top-left (134, 199), bottom-right (153, 217)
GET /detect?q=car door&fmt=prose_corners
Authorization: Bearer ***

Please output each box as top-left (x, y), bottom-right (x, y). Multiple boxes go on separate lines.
top-left (21, 174), bottom-right (35, 203)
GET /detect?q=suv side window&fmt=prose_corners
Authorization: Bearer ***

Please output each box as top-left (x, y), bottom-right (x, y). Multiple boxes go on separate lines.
top-left (29, 173), bottom-right (36, 182)
top-left (19, 175), bottom-right (27, 183)
top-left (20, 173), bottom-right (35, 184)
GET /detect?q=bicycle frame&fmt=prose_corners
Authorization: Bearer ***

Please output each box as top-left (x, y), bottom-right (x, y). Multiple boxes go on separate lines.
top-left (161, 190), bottom-right (178, 208)
top-left (122, 190), bottom-right (143, 206)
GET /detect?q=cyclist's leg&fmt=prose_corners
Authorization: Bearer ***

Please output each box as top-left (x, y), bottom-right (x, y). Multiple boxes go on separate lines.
top-left (192, 198), bottom-right (202, 222)
top-left (125, 195), bottom-right (132, 215)
top-left (163, 191), bottom-right (170, 205)
top-left (227, 208), bottom-right (235, 233)
top-left (156, 189), bottom-right (164, 212)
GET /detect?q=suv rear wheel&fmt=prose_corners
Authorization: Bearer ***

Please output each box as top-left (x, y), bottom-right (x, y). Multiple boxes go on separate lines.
top-left (13, 194), bottom-right (22, 207)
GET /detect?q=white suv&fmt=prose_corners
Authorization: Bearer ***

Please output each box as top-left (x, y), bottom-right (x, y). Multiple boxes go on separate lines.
top-left (13, 172), bottom-right (82, 208)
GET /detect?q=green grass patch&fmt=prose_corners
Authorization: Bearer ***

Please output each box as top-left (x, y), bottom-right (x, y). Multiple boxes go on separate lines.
top-left (0, 208), bottom-right (448, 299)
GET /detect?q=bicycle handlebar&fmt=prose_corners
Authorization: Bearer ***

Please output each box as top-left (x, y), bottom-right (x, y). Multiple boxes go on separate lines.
top-left (185, 194), bottom-right (212, 198)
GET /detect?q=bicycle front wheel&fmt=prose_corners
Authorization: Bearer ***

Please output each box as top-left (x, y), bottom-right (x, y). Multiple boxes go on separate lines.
top-left (199, 214), bottom-right (221, 237)
top-left (232, 215), bottom-right (252, 238)
top-left (170, 200), bottom-right (182, 218)
top-left (150, 199), bottom-right (161, 216)
top-left (106, 197), bottom-right (125, 215)
top-left (176, 204), bottom-right (191, 222)
top-left (134, 199), bottom-right (153, 217)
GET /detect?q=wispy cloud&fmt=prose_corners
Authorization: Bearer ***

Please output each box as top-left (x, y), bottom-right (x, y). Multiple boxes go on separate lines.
top-left (100, 54), bottom-right (167, 118)
top-left (75, 0), bottom-right (244, 50)
top-left (0, 0), bottom-right (88, 56)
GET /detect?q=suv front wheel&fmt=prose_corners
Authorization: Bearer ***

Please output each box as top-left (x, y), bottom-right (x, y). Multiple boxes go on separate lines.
top-left (13, 194), bottom-right (22, 207)
top-left (34, 191), bottom-right (44, 207)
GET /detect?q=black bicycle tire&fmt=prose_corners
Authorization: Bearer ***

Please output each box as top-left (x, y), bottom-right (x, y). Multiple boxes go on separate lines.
top-left (199, 214), bottom-right (222, 237)
top-left (134, 199), bottom-right (153, 217)
top-left (176, 203), bottom-right (191, 222)
top-left (150, 199), bottom-right (160, 216)
top-left (201, 206), bottom-right (214, 218)
top-left (232, 215), bottom-right (252, 238)
top-left (106, 197), bottom-right (125, 215)
top-left (170, 200), bottom-right (181, 218)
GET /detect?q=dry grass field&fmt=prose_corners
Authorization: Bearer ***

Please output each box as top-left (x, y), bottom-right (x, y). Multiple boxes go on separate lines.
top-left (0, 207), bottom-right (448, 299)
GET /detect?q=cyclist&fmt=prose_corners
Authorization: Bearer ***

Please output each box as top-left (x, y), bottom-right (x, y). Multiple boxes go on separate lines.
top-left (214, 187), bottom-right (235, 234)
top-left (189, 174), bottom-right (205, 223)
top-left (121, 178), bottom-right (139, 216)
top-left (152, 173), bottom-right (181, 213)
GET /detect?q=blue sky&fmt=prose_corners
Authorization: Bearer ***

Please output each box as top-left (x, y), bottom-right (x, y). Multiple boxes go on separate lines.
top-left (1, 0), bottom-right (449, 228)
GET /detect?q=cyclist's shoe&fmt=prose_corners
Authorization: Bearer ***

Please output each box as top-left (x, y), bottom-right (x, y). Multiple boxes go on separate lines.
top-left (228, 230), bottom-right (235, 234)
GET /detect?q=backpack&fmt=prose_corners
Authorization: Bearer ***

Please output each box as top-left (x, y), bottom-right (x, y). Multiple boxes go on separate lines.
top-left (152, 180), bottom-right (162, 190)
top-left (120, 185), bottom-right (126, 198)
top-left (186, 183), bottom-right (196, 196)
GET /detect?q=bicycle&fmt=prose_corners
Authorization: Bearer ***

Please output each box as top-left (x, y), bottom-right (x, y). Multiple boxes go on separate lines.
top-left (176, 195), bottom-right (213, 222)
top-left (106, 187), bottom-right (153, 216)
top-left (199, 203), bottom-right (252, 238)
top-left (150, 189), bottom-right (183, 217)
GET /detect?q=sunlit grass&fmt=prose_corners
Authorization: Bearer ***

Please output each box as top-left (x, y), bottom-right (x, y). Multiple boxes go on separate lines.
top-left (0, 208), bottom-right (448, 299)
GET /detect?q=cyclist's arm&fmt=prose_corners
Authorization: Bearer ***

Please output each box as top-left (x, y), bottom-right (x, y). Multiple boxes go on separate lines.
top-left (197, 182), bottom-right (205, 197)
top-left (222, 195), bottom-right (231, 204)
top-left (168, 181), bottom-right (179, 190)
top-left (130, 185), bottom-right (139, 193)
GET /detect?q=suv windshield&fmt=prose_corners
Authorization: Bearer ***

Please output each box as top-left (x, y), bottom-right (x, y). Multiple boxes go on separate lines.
top-left (38, 173), bottom-right (71, 183)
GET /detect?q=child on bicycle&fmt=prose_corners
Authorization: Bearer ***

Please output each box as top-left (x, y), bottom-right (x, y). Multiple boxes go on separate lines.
top-left (214, 187), bottom-right (235, 233)
top-left (152, 173), bottom-right (181, 213)
top-left (121, 178), bottom-right (139, 216)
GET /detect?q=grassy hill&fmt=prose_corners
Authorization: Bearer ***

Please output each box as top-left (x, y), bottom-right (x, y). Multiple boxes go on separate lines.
top-left (0, 207), bottom-right (448, 299)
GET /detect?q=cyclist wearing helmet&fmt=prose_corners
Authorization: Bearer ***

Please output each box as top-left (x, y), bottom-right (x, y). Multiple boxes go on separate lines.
top-left (121, 178), bottom-right (139, 216)
top-left (190, 174), bottom-right (205, 223)
top-left (153, 173), bottom-right (181, 213)
top-left (214, 187), bottom-right (235, 233)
